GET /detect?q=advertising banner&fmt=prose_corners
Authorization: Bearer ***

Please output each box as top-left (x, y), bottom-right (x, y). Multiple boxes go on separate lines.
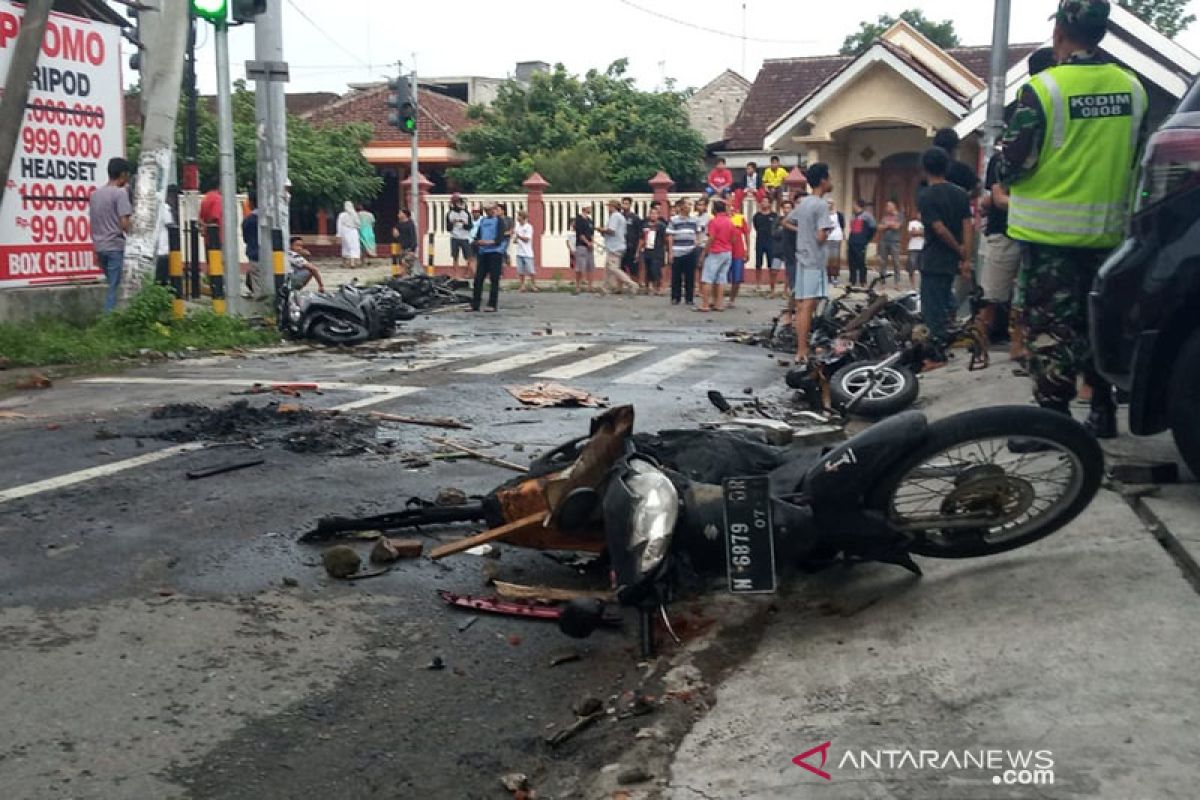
top-left (0, 1), bottom-right (124, 287)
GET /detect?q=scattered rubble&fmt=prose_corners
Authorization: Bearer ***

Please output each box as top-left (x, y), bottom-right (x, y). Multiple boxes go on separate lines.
top-left (14, 372), bottom-right (52, 390)
top-left (435, 487), bottom-right (470, 507)
top-left (321, 546), bottom-right (361, 579)
top-left (147, 401), bottom-right (384, 456)
top-left (369, 537), bottom-right (423, 564)
top-left (506, 382), bottom-right (608, 409)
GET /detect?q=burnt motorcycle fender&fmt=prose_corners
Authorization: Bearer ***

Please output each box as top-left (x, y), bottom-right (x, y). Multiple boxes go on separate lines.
top-left (803, 411), bottom-right (928, 508)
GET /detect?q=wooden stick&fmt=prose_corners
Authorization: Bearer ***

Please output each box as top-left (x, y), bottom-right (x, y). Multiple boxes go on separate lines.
top-left (429, 513), bottom-right (544, 560)
top-left (369, 411), bottom-right (471, 430)
top-left (493, 580), bottom-right (614, 603)
top-left (426, 436), bottom-right (528, 473)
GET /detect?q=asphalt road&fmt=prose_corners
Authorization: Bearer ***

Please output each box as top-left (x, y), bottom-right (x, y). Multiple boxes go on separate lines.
top-left (1, 290), bottom-right (1196, 799)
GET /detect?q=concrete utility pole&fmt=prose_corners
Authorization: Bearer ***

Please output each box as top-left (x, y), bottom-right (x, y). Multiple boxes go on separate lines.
top-left (250, 0), bottom-right (289, 303)
top-left (410, 68), bottom-right (420, 268)
top-left (0, 0), bottom-right (52, 210)
top-left (122, 0), bottom-right (189, 302)
top-left (983, 0), bottom-right (1012, 156)
top-left (214, 16), bottom-right (239, 316)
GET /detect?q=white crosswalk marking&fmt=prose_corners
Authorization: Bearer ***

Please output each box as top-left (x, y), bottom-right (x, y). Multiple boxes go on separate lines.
top-left (614, 348), bottom-right (719, 385)
top-left (397, 342), bottom-right (522, 372)
top-left (457, 342), bottom-right (591, 375)
top-left (533, 345), bottom-right (655, 380)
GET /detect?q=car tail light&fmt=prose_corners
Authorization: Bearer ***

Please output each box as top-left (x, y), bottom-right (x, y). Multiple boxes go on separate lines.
top-left (1135, 128), bottom-right (1200, 213)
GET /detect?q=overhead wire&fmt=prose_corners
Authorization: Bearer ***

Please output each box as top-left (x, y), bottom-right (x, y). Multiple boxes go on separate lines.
top-left (284, 0), bottom-right (374, 69)
top-left (615, 0), bottom-right (816, 46)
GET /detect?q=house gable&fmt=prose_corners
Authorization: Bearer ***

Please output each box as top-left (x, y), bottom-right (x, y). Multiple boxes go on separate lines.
top-left (764, 44), bottom-right (967, 150)
top-left (880, 20), bottom-right (984, 99)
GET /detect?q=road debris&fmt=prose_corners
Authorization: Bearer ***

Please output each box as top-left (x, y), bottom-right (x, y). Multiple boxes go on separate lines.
top-left (546, 710), bottom-right (604, 748)
top-left (15, 372), bottom-right (52, 390)
top-left (426, 436), bottom-right (529, 473)
top-left (186, 458), bottom-right (266, 480)
top-left (235, 382), bottom-right (321, 398)
top-left (435, 487), bottom-right (470, 506)
top-left (0, 410), bottom-right (28, 420)
top-left (617, 766), bottom-right (652, 785)
top-left (147, 401), bottom-right (384, 456)
top-left (549, 649), bottom-right (582, 667)
top-left (506, 382), bottom-right (608, 409)
top-left (493, 581), bottom-right (614, 604)
top-left (456, 615), bottom-right (479, 633)
top-left (322, 546), bottom-right (361, 579)
top-left (437, 590), bottom-right (563, 622)
top-left (370, 537), bottom-right (423, 563)
top-left (369, 411), bottom-right (471, 430)
top-left (465, 544), bottom-right (501, 558)
top-left (426, 655), bottom-right (446, 671)
top-left (429, 513), bottom-right (544, 560)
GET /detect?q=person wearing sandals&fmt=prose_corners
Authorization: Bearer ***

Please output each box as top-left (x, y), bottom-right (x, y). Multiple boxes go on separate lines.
top-left (784, 163), bottom-right (835, 364)
top-left (696, 199), bottom-right (735, 312)
top-left (514, 210), bottom-right (538, 293)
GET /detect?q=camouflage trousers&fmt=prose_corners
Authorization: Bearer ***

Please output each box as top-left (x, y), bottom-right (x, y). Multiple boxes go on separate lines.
top-left (1018, 244), bottom-right (1112, 408)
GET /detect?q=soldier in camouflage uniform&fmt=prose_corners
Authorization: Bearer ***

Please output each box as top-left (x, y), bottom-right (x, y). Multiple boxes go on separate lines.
top-left (1000, 0), bottom-right (1148, 440)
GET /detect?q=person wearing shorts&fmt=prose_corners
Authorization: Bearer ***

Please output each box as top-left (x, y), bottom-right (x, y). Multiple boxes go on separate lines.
top-left (825, 198), bottom-right (845, 285)
top-left (751, 197), bottom-right (776, 293)
top-left (513, 210), bottom-right (538, 293)
top-left (727, 210), bottom-right (749, 307)
top-left (979, 155), bottom-right (1027, 359)
top-left (784, 163), bottom-right (834, 363)
top-left (906, 219), bottom-right (924, 288)
top-left (572, 206), bottom-right (596, 294)
top-left (697, 199), bottom-right (734, 312)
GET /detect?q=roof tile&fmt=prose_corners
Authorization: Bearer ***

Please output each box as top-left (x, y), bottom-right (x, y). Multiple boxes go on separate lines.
top-left (303, 85), bottom-right (472, 144)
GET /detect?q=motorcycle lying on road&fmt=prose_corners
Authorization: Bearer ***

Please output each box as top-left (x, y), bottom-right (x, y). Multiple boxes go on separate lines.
top-left (307, 404), bottom-right (1103, 656)
top-left (277, 281), bottom-right (416, 346)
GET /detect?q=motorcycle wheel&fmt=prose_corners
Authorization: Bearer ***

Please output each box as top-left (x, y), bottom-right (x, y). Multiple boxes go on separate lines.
top-left (867, 406), bottom-right (1103, 559)
top-left (829, 361), bottom-right (919, 418)
top-left (309, 313), bottom-right (370, 346)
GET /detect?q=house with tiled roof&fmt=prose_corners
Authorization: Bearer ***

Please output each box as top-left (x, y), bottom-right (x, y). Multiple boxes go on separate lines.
top-left (719, 12), bottom-right (1197, 235)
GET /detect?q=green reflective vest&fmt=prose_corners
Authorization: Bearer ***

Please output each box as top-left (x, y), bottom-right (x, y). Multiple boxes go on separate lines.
top-left (1008, 62), bottom-right (1147, 249)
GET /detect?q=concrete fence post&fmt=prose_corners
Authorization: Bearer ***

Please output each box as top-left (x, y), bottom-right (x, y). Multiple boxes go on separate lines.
top-left (649, 171), bottom-right (675, 213)
top-left (523, 172), bottom-right (549, 275)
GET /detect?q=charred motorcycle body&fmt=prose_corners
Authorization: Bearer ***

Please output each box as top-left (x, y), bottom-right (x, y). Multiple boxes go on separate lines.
top-left (277, 282), bottom-right (416, 346)
top-left (308, 405), bottom-right (1102, 656)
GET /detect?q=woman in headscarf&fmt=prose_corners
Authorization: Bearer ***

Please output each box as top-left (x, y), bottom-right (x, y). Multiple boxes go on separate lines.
top-left (356, 202), bottom-right (377, 266)
top-left (337, 201), bottom-right (362, 268)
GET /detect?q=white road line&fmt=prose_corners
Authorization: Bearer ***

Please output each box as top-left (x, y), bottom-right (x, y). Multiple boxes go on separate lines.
top-left (533, 346), bottom-right (655, 380)
top-left (328, 386), bottom-right (423, 411)
top-left (0, 443), bottom-right (207, 505)
top-left (614, 348), bottom-right (720, 385)
top-left (77, 377), bottom-right (423, 412)
top-left (398, 342), bottom-right (522, 372)
top-left (457, 342), bottom-right (591, 375)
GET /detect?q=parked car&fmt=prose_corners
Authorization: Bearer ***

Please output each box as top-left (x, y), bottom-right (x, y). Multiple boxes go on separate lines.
top-left (1091, 76), bottom-right (1200, 477)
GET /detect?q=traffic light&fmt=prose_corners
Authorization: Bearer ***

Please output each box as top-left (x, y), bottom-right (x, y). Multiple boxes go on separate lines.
top-left (191, 0), bottom-right (227, 23)
top-left (387, 76), bottom-right (417, 134)
top-left (232, 0), bottom-right (268, 23)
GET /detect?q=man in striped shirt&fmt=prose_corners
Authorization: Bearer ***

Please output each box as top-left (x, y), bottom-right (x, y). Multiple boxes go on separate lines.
top-left (667, 198), bottom-right (701, 305)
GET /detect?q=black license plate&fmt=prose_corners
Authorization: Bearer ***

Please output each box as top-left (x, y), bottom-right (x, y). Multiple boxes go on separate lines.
top-left (722, 476), bottom-right (777, 594)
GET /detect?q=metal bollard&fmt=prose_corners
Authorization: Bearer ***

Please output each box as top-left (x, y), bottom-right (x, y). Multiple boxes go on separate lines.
top-left (391, 241), bottom-right (401, 277)
top-left (272, 229), bottom-right (285, 295)
top-left (206, 224), bottom-right (226, 315)
top-left (168, 224), bottom-right (184, 320)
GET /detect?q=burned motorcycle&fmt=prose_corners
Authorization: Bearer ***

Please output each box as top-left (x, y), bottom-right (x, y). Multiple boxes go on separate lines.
top-left (307, 405), bottom-right (1103, 656)
top-left (277, 281), bottom-right (415, 346)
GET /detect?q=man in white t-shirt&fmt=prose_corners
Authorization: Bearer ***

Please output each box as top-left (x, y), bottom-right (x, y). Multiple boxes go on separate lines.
top-left (514, 210), bottom-right (538, 293)
top-left (599, 199), bottom-right (639, 295)
top-left (825, 198), bottom-right (845, 286)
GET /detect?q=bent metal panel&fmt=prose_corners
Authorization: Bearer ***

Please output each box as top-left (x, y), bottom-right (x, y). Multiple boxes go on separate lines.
top-left (0, 0), bottom-right (123, 288)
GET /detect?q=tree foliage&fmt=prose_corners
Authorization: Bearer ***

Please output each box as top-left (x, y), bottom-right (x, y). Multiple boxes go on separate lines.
top-left (449, 60), bottom-right (705, 193)
top-left (1117, 0), bottom-right (1195, 37)
top-left (126, 81), bottom-right (381, 216)
top-left (839, 10), bottom-right (960, 55)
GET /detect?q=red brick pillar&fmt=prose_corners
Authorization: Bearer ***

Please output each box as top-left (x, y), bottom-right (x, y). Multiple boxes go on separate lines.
top-left (523, 172), bottom-right (549, 277)
top-left (401, 172), bottom-right (435, 273)
top-left (784, 167), bottom-right (808, 202)
top-left (649, 170), bottom-right (674, 212)
top-left (316, 208), bottom-right (330, 243)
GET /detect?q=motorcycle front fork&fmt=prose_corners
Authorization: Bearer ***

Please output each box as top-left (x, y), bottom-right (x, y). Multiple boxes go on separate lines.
top-left (637, 597), bottom-right (682, 659)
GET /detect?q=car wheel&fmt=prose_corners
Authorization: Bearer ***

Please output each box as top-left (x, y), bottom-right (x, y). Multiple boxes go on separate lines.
top-left (1168, 329), bottom-right (1200, 479)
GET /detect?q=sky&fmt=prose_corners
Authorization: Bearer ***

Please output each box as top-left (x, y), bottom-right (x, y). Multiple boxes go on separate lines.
top-left (163, 0), bottom-right (1200, 96)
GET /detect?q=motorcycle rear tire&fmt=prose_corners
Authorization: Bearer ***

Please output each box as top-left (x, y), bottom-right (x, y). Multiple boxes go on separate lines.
top-left (829, 361), bottom-right (919, 419)
top-left (867, 406), bottom-right (1103, 558)
top-left (309, 314), bottom-right (370, 346)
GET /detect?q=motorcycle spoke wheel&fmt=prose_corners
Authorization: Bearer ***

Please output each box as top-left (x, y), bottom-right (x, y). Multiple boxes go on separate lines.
top-left (840, 365), bottom-right (907, 401)
top-left (888, 436), bottom-right (1083, 552)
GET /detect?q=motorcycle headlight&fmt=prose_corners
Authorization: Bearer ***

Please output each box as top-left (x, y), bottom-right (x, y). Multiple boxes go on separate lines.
top-left (625, 460), bottom-right (679, 576)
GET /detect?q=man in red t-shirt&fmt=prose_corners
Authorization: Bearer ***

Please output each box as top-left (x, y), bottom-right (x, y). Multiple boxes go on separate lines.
top-left (697, 199), bottom-right (735, 312)
top-left (706, 158), bottom-right (733, 198)
top-left (199, 184), bottom-right (222, 252)
top-left (728, 211), bottom-right (749, 308)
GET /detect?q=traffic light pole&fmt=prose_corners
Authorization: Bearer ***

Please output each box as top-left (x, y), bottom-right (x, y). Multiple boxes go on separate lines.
top-left (410, 69), bottom-right (421, 271)
top-left (983, 0), bottom-right (1012, 156)
top-left (214, 17), bottom-right (240, 316)
top-left (251, 0), bottom-right (289, 304)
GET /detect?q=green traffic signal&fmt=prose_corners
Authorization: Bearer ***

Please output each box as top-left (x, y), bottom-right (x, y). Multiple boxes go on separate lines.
top-left (191, 0), bottom-right (228, 23)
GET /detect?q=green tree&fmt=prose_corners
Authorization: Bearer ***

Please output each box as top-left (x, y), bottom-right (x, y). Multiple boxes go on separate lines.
top-left (1117, 0), bottom-right (1195, 37)
top-left (449, 60), bottom-right (705, 193)
top-left (839, 10), bottom-right (960, 55)
top-left (126, 81), bottom-right (381, 214)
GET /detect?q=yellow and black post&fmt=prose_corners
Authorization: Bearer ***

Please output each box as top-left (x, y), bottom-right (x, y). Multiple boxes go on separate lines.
top-left (206, 224), bottom-right (226, 315)
top-left (391, 241), bottom-right (401, 277)
top-left (272, 229), bottom-right (285, 295)
top-left (168, 224), bottom-right (184, 320)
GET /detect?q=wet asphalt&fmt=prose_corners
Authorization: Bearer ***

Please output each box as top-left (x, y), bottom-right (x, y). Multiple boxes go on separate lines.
top-left (0, 290), bottom-right (793, 799)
